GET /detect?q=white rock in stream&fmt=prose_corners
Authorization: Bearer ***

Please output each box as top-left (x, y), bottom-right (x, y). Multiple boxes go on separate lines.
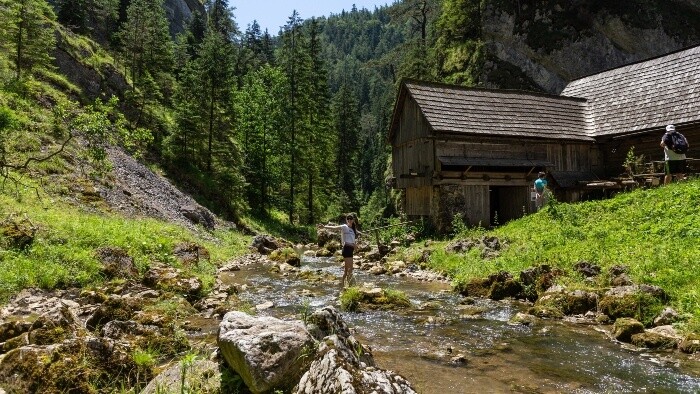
top-left (255, 301), bottom-right (274, 311)
top-left (218, 311), bottom-right (315, 393)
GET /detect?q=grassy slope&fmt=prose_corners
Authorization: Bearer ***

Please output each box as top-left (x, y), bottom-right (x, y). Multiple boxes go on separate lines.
top-left (415, 180), bottom-right (700, 332)
top-left (0, 188), bottom-right (252, 303)
top-left (0, 28), bottom-right (256, 303)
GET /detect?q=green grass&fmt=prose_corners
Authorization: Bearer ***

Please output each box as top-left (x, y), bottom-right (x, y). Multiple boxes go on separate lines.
top-left (0, 186), bottom-right (251, 303)
top-left (339, 286), bottom-right (362, 311)
top-left (414, 180), bottom-right (700, 333)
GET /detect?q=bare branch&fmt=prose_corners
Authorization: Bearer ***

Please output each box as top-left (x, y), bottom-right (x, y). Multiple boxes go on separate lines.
top-left (3, 132), bottom-right (73, 170)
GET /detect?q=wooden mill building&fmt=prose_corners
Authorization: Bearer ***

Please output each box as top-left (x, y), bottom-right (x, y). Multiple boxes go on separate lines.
top-left (389, 45), bottom-right (700, 230)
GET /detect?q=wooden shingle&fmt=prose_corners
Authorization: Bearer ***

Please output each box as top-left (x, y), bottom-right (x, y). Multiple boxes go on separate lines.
top-left (561, 46), bottom-right (700, 136)
top-left (399, 80), bottom-right (595, 141)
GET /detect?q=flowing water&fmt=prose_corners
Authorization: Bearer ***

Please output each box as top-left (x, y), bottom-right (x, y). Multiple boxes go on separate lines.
top-left (218, 254), bottom-right (700, 393)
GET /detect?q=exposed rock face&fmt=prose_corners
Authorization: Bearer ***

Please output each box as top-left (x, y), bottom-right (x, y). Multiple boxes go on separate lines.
top-left (218, 312), bottom-right (316, 393)
top-left (163, 0), bottom-right (204, 36)
top-left (102, 147), bottom-right (224, 233)
top-left (53, 32), bottom-right (129, 101)
top-left (295, 307), bottom-right (417, 394)
top-left (481, 1), bottom-right (700, 93)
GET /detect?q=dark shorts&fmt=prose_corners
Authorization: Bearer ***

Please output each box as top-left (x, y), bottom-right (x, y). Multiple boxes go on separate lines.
top-left (665, 160), bottom-right (686, 175)
top-left (342, 244), bottom-right (355, 258)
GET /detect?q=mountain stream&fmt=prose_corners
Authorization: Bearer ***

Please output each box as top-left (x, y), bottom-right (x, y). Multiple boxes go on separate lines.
top-left (217, 253), bottom-right (700, 393)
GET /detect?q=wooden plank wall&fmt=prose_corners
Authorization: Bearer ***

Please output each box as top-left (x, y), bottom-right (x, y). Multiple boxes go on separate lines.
top-left (406, 186), bottom-right (431, 216)
top-left (435, 140), bottom-right (595, 173)
top-left (432, 185), bottom-right (489, 227)
top-left (436, 141), bottom-right (548, 162)
top-left (462, 185), bottom-right (490, 226)
top-left (546, 143), bottom-right (593, 171)
top-left (600, 126), bottom-right (700, 177)
top-left (393, 98), bottom-right (434, 189)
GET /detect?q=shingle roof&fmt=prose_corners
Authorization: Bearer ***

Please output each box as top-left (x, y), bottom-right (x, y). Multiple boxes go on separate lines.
top-left (391, 46), bottom-right (700, 143)
top-left (561, 46), bottom-right (700, 136)
top-left (400, 80), bottom-right (595, 142)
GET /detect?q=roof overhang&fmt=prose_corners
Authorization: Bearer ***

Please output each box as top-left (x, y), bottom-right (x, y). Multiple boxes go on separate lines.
top-left (438, 156), bottom-right (553, 168)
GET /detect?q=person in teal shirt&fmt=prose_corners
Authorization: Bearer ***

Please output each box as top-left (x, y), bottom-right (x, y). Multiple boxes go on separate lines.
top-left (533, 172), bottom-right (548, 210)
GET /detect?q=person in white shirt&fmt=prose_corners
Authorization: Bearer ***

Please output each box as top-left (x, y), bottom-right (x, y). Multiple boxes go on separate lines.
top-left (319, 214), bottom-right (359, 288)
top-left (660, 124), bottom-right (688, 185)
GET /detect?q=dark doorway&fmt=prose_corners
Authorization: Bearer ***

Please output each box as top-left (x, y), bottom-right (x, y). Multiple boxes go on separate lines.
top-left (489, 186), bottom-right (529, 225)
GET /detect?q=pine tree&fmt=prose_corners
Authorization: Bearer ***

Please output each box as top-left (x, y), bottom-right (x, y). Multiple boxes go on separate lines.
top-left (0, 0), bottom-right (56, 80)
top-left (305, 17), bottom-right (335, 223)
top-left (206, 0), bottom-right (237, 41)
top-left (116, 0), bottom-right (173, 86)
top-left (234, 65), bottom-right (288, 214)
top-left (390, 0), bottom-right (439, 81)
top-left (56, 0), bottom-right (119, 38)
top-left (278, 10), bottom-right (311, 223)
top-left (332, 82), bottom-right (361, 211)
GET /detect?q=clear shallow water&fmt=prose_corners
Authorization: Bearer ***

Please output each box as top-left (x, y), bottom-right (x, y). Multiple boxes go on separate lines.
top-left (219, 256), bottom-right (700, 393)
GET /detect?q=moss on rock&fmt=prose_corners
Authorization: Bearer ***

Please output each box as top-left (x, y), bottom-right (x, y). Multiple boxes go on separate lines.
top-left (613, 318), bottom-right (645, 343)
top-left (599, 291), bottom-right (665, 326)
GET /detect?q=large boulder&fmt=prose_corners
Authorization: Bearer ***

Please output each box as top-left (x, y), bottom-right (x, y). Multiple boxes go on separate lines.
top-left (679, 334), bottom-right (700, 354)
top-left (294, 307), bottom-right (416, 394)
top-left (631, 331), bottom-right (678, 349)
top-left (598, 285), bottom-right (667, 324)
top-left (316, 228), bottom-right (337, 247)
top-left (535, 287), bottom-right (598, 316)
top-left (294, 335), bottom-right (416, 394)
top-left (612, 318), bottom-right (645, 343)
top-left (180, 205), bottom-right (216, 230)
top-left (0, 337), bottom-right (139, 393)
top-left (251, 235), bottom-right (283, 255)
top-left (218, 312), bottom-right (316, 393)
top-left (573, 260), bottom-right (601, 277)
top-left (96, 246), bottom-right (139, 279)
top-left (173, 242), bottom-right (210, 267)
top-left (143, 264), bottom-right (203, 301)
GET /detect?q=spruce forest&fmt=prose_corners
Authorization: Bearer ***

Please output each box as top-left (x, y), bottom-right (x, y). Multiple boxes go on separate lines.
top-left (0, 0), bottom-right (451, 228)
top-left (2, 0), bottom-right (700, 392)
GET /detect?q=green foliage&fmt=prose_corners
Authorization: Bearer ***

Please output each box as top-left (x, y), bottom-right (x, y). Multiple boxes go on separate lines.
top-left (55, 0), bottom-right (119, 37)
top-left (233, 65), bottom-right (289, 215)
top-left (432, 0), bottom-right (485, 85)
top-left (0, 0), bottom-right (57, 80)
top-left (299, 297), bottom-right (312, 325)
top-left (72, 96), bottom-right (152, 173)
top-left (622, 146), bottom-right (645, 175)
top-left (368, 216), bottom-right (424, 246)
top-left (0, 186), bottom-right (251, 303)
top-left (132, 348), bottom-right (156, 369)
top-left (382, 287), bottom-right (411, 307)
top-left (339, 286), bottom-right (362, 311)
top-left (421, 179), bottom-right (700, 333)
top-left (116, 0), bottom-right (173, 85)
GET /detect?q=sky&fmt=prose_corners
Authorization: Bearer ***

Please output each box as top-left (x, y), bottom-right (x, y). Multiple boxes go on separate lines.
top-left (232, 1), bottom-right (392, 34)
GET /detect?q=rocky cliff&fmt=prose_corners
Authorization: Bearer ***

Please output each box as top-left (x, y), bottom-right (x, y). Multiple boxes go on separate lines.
top-left (480, 0), bottom-right (700, 93)
top-left (163, 0), bottom-right (205, 36)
